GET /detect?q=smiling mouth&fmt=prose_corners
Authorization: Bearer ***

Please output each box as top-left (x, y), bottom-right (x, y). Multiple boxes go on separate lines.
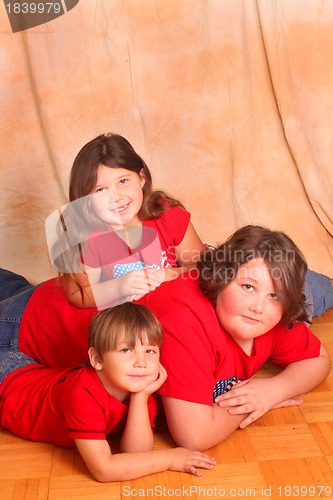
top-left (118, 203), bottom-right (129, 213)
top-left (111, 203), bottom-right (129, 213)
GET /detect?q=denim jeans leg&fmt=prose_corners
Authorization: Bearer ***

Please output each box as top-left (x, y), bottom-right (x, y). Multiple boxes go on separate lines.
top-left (0, 268), bottom-right (36, 301)
top-left (0, 350), bottom-right (37, 384)
top-left (304, 277), bottom-right (314, 323)
top-left (305, 269), bottom-right (333, 318)
top-left (0, 287), bottom-right (37, 350)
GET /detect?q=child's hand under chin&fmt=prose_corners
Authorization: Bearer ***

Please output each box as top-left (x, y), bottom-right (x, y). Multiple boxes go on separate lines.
top-left (141, 364), bottom-right (167, 396)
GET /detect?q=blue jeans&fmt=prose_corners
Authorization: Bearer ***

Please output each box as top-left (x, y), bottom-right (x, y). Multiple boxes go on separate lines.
top-left (0, 268), bottom-right (39, 381)
top-left (305, 269), bottom-right (333, 319)
top-left (0, 268), bottom-right (38, 351)
top-left (0, 350), bottom-right (37, 384)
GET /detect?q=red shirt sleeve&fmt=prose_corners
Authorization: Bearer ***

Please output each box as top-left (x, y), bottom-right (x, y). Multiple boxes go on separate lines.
top-left (144, 207), bottom-right (191, 267)
top-left (268, 322), bottom-right (321, 367)
top-left (64, 386), bottom-right (110, 440)
top-left (159, 206), bottom-right (191, 247)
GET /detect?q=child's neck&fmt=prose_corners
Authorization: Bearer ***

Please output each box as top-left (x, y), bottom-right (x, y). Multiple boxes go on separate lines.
top-left (115, 225), bottom-right (143, 249)
top-left (233, 338), bottom-right (254, 356)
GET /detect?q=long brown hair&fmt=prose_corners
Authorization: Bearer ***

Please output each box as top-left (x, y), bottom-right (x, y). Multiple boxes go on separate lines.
top-left (69, 133), bottom-right (184, 218)
top-left (53, 133), bottom-right (184, 288)
top-left (198, 225), bottom-right (309, 327)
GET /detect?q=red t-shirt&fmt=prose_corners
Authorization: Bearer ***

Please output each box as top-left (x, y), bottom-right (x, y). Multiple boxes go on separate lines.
top-left (139, 273), bottom-right (321, 406)
top-left (19, 279), bottom-right (97, 367)
top-left (19, 207), bottom-right (190, 368)
top-left (0, 365), bottom-right (158, 446)
top-left (83, 206), bottom-right (190, 279)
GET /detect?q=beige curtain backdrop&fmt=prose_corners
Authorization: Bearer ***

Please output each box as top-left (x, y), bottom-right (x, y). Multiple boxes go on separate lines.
top-left (1, 0), bottom-right (333, 284)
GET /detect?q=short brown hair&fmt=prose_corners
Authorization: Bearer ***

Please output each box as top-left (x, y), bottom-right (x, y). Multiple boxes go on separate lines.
top-left (88, 302), bottom-right (163, 362)
top-left (198, 225), bottom-right (309, 327)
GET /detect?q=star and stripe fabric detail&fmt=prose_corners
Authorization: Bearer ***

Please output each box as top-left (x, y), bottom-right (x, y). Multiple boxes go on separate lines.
top-left (213, 376), bottom-right (240, 401)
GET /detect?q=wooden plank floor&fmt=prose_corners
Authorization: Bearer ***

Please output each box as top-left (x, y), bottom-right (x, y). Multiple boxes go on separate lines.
top-left (1, 311), bottom-right (333, 500)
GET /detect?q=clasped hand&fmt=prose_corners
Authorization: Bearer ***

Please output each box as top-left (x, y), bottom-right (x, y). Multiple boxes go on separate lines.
top-left (118, 269), bottom-right (163, 301)
top-left (119, 267), bottom-right (182, 302)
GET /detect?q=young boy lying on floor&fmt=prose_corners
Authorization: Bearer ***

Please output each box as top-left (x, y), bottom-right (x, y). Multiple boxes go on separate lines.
top-left (0, 302), bottom-right (215, 482)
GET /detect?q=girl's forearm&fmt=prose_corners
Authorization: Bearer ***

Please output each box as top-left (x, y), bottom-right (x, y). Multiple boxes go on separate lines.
top-left (89, 279), bottom-right (128, 309)
top-left (268, 348), bottom-right (330, 403)
top-left (63, 275), bottom-right (122, 308)
top-left (214, 347), bottom-right (330, 430)
top-left (66, 277), bottom-right (134, 309)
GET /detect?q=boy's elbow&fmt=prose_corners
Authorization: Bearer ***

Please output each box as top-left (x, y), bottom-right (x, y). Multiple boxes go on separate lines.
top-left (88, 465), bottom-right (110, 483)
top-left (89, 463), bottom-right (121, 483)
top-left (93, 471), bottom-right (110, 483)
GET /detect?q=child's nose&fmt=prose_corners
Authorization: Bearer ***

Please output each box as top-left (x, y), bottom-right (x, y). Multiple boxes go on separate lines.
top-left (112, 186), bottom-right (123, 202)
top-left (134, 353), bottom-right (147, 368)
top-left (249, 296), bottom-right (264, 313)
top-left (107, 188), bottom-right (117, 204)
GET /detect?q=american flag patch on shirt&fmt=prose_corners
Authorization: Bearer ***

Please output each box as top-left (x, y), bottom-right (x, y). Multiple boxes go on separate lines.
top-left (213, 376), bottom-right (240, 401)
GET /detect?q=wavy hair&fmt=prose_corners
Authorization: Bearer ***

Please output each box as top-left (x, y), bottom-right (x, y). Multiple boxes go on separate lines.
top-left (52, 133), bottom-right (185, 294)
top-left (197, 225), bottom-right (309, 328)
top-left (69, 133), bottom-right (184, 218)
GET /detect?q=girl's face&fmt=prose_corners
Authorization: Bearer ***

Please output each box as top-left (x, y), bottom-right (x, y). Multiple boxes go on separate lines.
top-left (89, 336), bottom-right (160, 402)
top-left (215, 258), bottom-right (284, 352)
top-left (90, 165), bottom-right (145, 229)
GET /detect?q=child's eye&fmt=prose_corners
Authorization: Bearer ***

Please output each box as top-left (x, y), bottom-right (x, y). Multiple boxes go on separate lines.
top-left (119, 347), bottom-right (132, 353)
top-left (119, 178), bottom-right (129, 184)
top-left (146, 348), bottom-right (158, 355)
top-left (242, 284), bottom-right (254, 291)
top-left (269, 293), bottom-right (278, 300)
top-left (95, 187), bottom-right (107, 193)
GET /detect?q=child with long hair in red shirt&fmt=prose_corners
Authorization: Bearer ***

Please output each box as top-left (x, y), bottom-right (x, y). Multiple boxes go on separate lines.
top-left (47, 133), bottom-right (205, 309)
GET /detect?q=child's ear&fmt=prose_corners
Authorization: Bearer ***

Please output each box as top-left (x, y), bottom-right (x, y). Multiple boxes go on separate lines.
top-left (88, 347), bottom-right (103, 370)
top-left (139, 169), bottom-right (146, 188)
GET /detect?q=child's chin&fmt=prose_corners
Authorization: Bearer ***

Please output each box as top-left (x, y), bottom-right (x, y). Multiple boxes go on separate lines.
top-left (129, 376), bottom-right (156, 390)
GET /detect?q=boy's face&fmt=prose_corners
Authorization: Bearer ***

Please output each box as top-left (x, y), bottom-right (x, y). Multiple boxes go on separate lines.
top-left (91, 336), bottom-right (160, 402)
top-left (215, 258), bottom-right (283, 351)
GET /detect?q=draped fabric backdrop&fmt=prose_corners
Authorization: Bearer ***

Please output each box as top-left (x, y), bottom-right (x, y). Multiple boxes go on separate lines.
top-left (1, 0), bottom-right (333, 284)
